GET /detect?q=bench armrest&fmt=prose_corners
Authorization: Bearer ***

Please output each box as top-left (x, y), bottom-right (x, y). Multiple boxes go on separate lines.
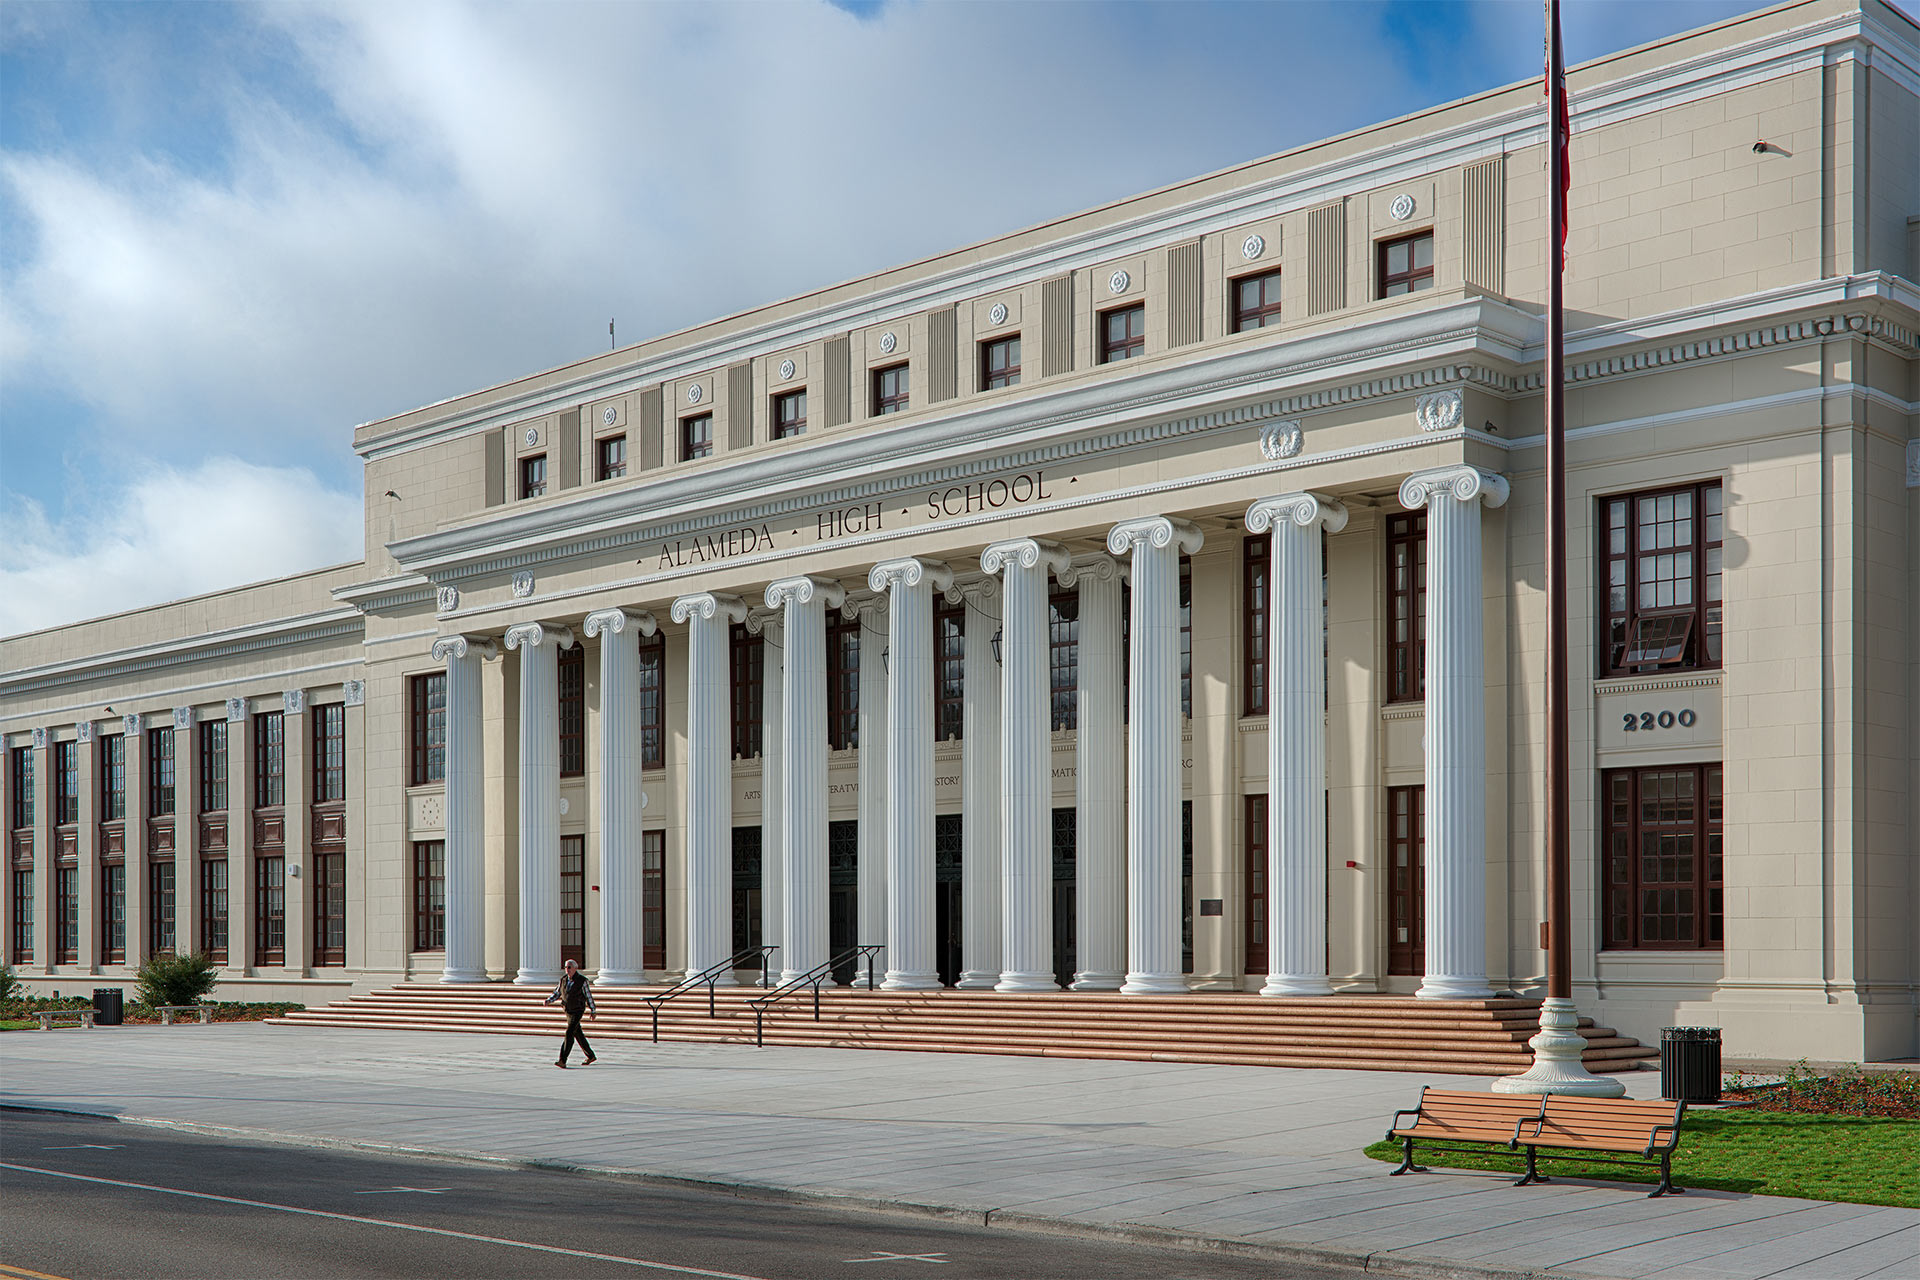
top-left (1645, 1122), bottom-right (1680, 1155)
top-left (1386, 1107), bottom-right (1421, 1138)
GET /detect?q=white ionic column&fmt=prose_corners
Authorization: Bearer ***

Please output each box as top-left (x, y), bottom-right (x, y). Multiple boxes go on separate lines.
top-left (669, 593), bottom-right (748, 982)
top-left (585, 608), bottom-right (655, 986)
top-left (1400, 466), bottom-right (1509, 1001)
top-left (768, 576), bottom-right (845, 983)
top-left (1066, 556), bottom-right (1125, 990)
top-left (746, 609), bottom-right (784, 973)
top-left (434, 636), bottom-right (495, 983)
top-left (1247, 494), bottom-right (1348, 997)
top-left (505, 622), bottom-right (573, 987)
top-left (853, 594), bottom-right (889, 985)
top-left (957, 579), bottom-right (1003, 989)
top-left (1110, 516), bottom-right (1204, 995)
top-left (981, 538), bottom-right (1070, 992)
top-left (871, 558), bottom-right (955, 991)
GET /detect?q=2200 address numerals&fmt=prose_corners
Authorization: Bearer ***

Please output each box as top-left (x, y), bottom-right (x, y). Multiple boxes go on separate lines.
top-left (1622, 709), bottom-right (1697, 731)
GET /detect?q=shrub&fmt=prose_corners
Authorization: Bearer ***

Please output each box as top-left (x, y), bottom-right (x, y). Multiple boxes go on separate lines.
top-left (135, 952), bottom-right (219, 1009)
top-left (0, 962), bottom-right (19, 1004)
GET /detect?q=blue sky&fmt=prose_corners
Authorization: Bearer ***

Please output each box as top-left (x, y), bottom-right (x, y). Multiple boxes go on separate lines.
top-left (0, 0), bottom-right (1839, 635)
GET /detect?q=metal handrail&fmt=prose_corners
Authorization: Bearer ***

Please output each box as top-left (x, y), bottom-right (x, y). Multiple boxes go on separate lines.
top-left (747, 944), bottom-right (885, 1047)
top-left (642, 945), bottom-right (778, 1042)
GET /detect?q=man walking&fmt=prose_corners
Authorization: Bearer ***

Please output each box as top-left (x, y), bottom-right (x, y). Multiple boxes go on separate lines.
top-left (544, 958), bottom-right (597, 1067)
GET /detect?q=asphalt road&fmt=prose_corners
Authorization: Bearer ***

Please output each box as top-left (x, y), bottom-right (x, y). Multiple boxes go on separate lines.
top-left (0, 1109), bottom-right (1353, 1280)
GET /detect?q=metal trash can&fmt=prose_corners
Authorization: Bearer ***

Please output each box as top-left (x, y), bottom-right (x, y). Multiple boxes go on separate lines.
top-left (1660, 1026), bottom-right (1721, 1103)
top-left (92, 987), bottom-right (124, 1027)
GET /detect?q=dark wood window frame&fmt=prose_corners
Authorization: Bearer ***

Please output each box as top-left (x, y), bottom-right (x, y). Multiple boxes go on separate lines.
top-left (148, 859), bottom-right (176, 957)
top-left (935, 600), bottom-right (965, 742)
top-left (680, 413), bottom-right (713, 461)
top-left (559, 643), bottom-right (586, 778)
top-left (413, 840), bottom-right (445, 951)
top-left (1386, 511), bottom-right (1428, 703)
top-left (596, 434), bottom-right (628, 481)
top-left (827, 612), bottom-right (861, 751)
top-left (730, 624), bottom-right (764, 760)
top-left (771, 389), bottom-right (807, 440)
top-left (642, 829), bottom-right (667, 970)
top-left (55, 864), bottom-right (78, 964)
top-left (1100, 303), bottom-right (1146, 363)
top-left (561, 834), bottom-right (585, 967)
top-left (253, 712), bottom-right (284, 809)
top-left (1244, 535), bottom-right (1269, 716)
top-left (99, 860), bottom-right (125, 965)
top-left (99, 733), bottom-right (126, 822)
top-left (11, 867), bottom-right (32, 964)
top-left (410, 672), bottom-right (446, 786)
top-left (201, 858), bottom-right (229, 962)
top-left (1602, 764), bottom-right (1723, 951)
top-left (871, 363), bottom-right (909, 416)
top-left (1377, 231), bottom-right (1435, 298)
top-left (199, 720), bottom-right (228, 813)
top-left (1599, 482), bottom-right (1723, 678)
top-left (1232, 269), bottom-right (1284, 331)
top-left (519, 453), bottom-right (547, 499)
top-left (254, 854), bottom-right (286, 966)
top-left (1048, 589), bottom-right (1079, 732)
top-left (11, 745), bottom-right (34, 830)
top-left (980, 335), bottom-right (1021, 390)
top-left (638, 632), bottom-right (666, 771)
top-left (54, 740), bottom-right (79, 826)
top-left (1387, 785), bottom-right (1426, 976)
top-left (147, 727), bottom-right (176, 817)
top-left (311, 703), bottom-right (346, 803)
top-left (312, 846), bottom-right (346, 967)
top-left (1244, 794), bottom-right (1269, 975)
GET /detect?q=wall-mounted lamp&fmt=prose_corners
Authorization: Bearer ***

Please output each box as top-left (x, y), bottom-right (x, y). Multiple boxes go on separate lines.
top-left (880, 645), bottom-right (889, 673)
top-left (990, 628), bottom-right (1003, 665)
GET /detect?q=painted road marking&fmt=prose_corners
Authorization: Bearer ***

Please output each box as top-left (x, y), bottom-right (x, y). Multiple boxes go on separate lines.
top-left (0, 1163), bottom-right (772, 1280)
top-left (844, 1252), bottom-right (951, 1264)
top-left (0, 1263), bottom-right (75, 1280)
top-left (41, 1145), bottom-right (122, 1151)
top-left (353, 1186), bottom-right (452, 1195)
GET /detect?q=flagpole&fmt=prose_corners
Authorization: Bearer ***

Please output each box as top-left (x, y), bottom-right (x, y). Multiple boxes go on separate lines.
top-left (1497, 0), bottom-right (1625, 1098)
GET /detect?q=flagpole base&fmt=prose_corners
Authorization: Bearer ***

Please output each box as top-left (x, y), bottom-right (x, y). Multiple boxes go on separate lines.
top-left (1493, 997), bottom-right (1627, 1097)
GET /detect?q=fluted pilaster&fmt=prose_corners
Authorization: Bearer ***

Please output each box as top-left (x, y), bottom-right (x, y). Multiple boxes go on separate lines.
top-left (853, 593), bottom-right (889, 986)
top-left (1109, 516), bottom-right (1204, 995)
top-left (957, 579), bottom-right (1002, 989)
top-left (767, 575), bottom-right (845, 982)
top-left (1400, 465), bottom-right (1509, 1001)
top-left (433, 635), bottom-right (496, 983)
top-left (505, 622), bottom-right (574, 986)
top-left (670, 592), bottom-right (748, 981)
top-left (1248, 494), bottom-right (1348, 997)
top-left (1066, 556), bottom-right (1125, 990)
top-left (585, 608), bottom-right (655, 986)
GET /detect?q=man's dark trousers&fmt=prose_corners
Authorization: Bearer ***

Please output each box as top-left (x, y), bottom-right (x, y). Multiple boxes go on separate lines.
top-left (560, 1009), bottom-right (594, 1065)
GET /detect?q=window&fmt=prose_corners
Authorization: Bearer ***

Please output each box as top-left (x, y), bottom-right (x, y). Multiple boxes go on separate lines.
top-left (980, 336), bottom-right (1021, 390)
top-left (312, 704), bottom-right (346, 803)
top-left (53, 740), bottom-right (78, 825)
top-left (1387, 786), bottom-right (1425, 975)
top-left (559, 644), bottom-right (585, 778)
top-left (314, 848), bottom-right (345, 967)
top-left (254, 712), bottom-right (284, 808)
top-left (201, 859), bottom-right (228, 962)
top-left (1602, 764), bottom-right (1723, 950)
top-left (935, 600), bottom-right (965, 742)
top-left (519, 453), bottom-right (547, 499)
top-left (872, 363), bottom-right (909, 415)
top-left (199, 720), bottom-right (228, 813)
top-left (561, 835), bottom-right (585, 967)
top-left (11, 868), bottom-right (31, 964)
top-left (680, 413), bottom-right (713, 461)
top-left (1386, 511), bottom-right (1427, 702)
top-left (731, 826), bottom-right (762, 954)
top-left (827, 612), bottom-right (860, 751)
top-left (1378, 232), bottom-right (1434, 297)
top-left (9, 746), bottom-right (31, 830)
top-left (99, 734), bottom-right (125, 822)
top-left (1245, 795), bottom-right (1268, 975)
top-left (596, 434), bottom-right (627, 480)
top-left (642, 829), bottom-right (667, 970)
top-left (99, 861), bottom-right (125, 964)
top-left (771, 390), bottom-right (807, 440)
top-left (412, 841), bottom-right (445, 951)
top-left (255, 856), bottom-right (285, 965)
top-left (56, 865), bottom-right (77, 964)
top-left (1100, 304), bottom-right (1146, 363)
top-left (1180, 559), bottom-right (1193, 720)
top-left (1233, 270), bottom-right (1284, 331)
top-left (638, 632), bottom-right (666, 770)
top-left (1600, 482), bottom-right (1723, 677)
top-left (730, 624), bottom-right (764, 760)
top-left (1244, 536), bottom-right (1269, 716)
top-left (149, 861), bottom-right (175, 956)
top-left (1049, 590), bottom-right (1079, 731)
top-left (410, 673), bottom-right (446, 786)
top-left (148, 728), bottom-right (175, 817)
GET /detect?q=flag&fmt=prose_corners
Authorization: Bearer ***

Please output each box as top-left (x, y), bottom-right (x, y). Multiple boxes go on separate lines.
top-left (1546, 0), bottom-right (1570, 268)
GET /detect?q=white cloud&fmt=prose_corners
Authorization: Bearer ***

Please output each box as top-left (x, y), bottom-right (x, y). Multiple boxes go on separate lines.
top-left (0, 458), bottom-right (361, 637)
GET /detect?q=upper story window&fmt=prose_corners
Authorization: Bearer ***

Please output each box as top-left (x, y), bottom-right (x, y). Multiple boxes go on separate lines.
top-left (1600, 482), bottom-right (1723, 677)
top-left (1378, 232), bottom-right (1434, 298)
top-left (980, 336), bottom-right (1021, 390)
top-left (519, 454), bottom-right (547, 499)
top-left (99, 734), bottom-right (125, 822)
top-left (410, 673), bottom-right (446, 786)
top-left (1244, 535), bottom-right (1268, 716)
top-left (10, 746), bottom-right (34, 830)
top-left (199, 720), bottom-right (228, 813)
top-left (53, 740), bottom-right (78, 825)
top-left (558, 643), bottom-right (585, 778)
top-left (1049, 590), bottom-right (1079, 731)
top-left (681, 413), bottom-right (713, 461)
top-left (730, 623), bottom-right (764, 760)
top-left (1233, 270), bottom-right (1284, 331)
top-left (772, 390), bottom-right (807, 440)
top-left (596, 435), bottom-right (627, 480)
top-left (638, 631), bottom-right (666, 771)
top-left (826, 612), bottom-right (860, 750)
top-left (1100, 304), bottom-right (1146, 363)
top-left (1386, 511), bottom-right (1427, 703)
top-left (872, 363), bottom-right (909, 416)
top-left (935, 600), bottom-right (965, 742)
top-left (254, 711), bottom-right (284, 808)
top-left (148, 727), bottom-right (175, 818)
top-left (312, 703), bottom-right (346, 803)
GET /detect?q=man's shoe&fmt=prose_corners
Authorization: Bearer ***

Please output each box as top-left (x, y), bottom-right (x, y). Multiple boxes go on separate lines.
top-left (583, 1055), bottom-right (597, 1065)
top-left (554, 1060), bottom-right (567, 1068)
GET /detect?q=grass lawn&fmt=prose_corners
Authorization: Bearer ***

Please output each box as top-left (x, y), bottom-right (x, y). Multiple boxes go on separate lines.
top-left (1364, 1110), bottom-right (1920, 1208)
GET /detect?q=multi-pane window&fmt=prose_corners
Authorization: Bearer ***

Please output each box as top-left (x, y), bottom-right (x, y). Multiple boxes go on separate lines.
top-left (935, 601), bottom-right (965, 742)
top-left (730, 624), bottom-right (764, 760)
top-left (55, 865), bottom-right (78, 963)
top-left (1244, 536), bottom-right (1269, 716)
top-left (558, 643), bottom-right (585, 777)
top-left (410, 673), bottom-right (446, 786)
top-left (731, 825), bottom-right (763, 955)
top-left (561, 835), bottom-right (585, 967)
top-left (872, 363), bottom-right (909, 415)
top-left (11, 868), bottom-right (31, 963)
top-left (199, 720), bottom-right (229, 813)
top-left (1180, 560), bottom-right (1193, 720)
top-left (149, 861), bottom-right (175, 956)
top-left (412, 840), bottom-right (445, 951)
top-left (638, 632), bottom-right (666, 770)
top-left (147, 728), bottom-right (175, 817)
top-left (680, 413), bottom-right (713, 461)
top-left (99, 734), bottom-right (126, 822)
top-left (1602, 764), bottom-right (1723, 951)
top-left (1100, 304), bottom-right (1146, 363)
top-left (596, 434), bottom-right (627, 480)
top-left (772, 390), bottom-right (807, 440)
top-left (254, 712), bottom-right (284, 808)
top-left (1049, 590), bottom-right (1079, 731)
top-left (1599, 482), bottom-right (1723, 677)
top-left (54, 740), bottom-right (78, 825)
top-left (827, 612), bottom-right (861, 751)
top-left (1233, 270), bottom-right (1284, 331)
top-left (99, 861), bottom-right (125, 964)
top-left (1378, 232), bottom-right (1434, 297)
top-left (642, 829), bottom-right (667, 970)
top-left (980, 336), bottom-right (1021, 390)
top-left (255, 856), bottom-right (286, 965)
top-left (1387, 786), bottom-right (1426, 975)
top-left (201, 859), bottom-right (228, 962)
top-left (313, 849), bottom-right (345, 967)
top-left (9, 746), bottom-right (31, 829)
top-left (1386, 511), bottom-right (1427, 702)
top-left (312, 704), bottom-right (346, 803)
top-left (1244, 795), bottom-right (1268, 975)
top-left (519, 453), bottom-right (547, 499)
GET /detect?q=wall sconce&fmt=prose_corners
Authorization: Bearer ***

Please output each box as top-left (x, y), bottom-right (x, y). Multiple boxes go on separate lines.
top-left (990, 628), bottom-right (1003, 665)
top-left (880, 645), bottom-right (890, 673)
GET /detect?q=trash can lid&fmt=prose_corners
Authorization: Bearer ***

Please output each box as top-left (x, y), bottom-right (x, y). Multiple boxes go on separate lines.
top-left (1660, 1026), bottom-right (1722, 1040)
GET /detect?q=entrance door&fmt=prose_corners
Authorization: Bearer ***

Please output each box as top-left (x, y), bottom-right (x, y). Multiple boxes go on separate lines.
top-left (1387, 786), bottom-right (1425, 976)
top-left (1244, 795), bottom-right (1268, 976)
top-left (731, 826), bottom-right (762, 957)
top-left (560, 834), bottom-right (585, 968)
top-left (828, 820), bottom-right (858, 984)
top-left (934, 815), bottom-right (963, 987)
top-left (1051, 807), bottom-right (1075, 990)
top-left (641, 830), bottom-right (666, 970)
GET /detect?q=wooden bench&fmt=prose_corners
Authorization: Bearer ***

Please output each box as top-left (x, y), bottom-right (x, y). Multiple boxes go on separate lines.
top-left (156, 1005), bottom-right (214, 1025)
top-left (34, 1009), bottom-right (96, 1031)
top-left (1385, 1087), bottom-right (1688, 1198)
top-left (1385, 1087), bottom-right (1547, 1175)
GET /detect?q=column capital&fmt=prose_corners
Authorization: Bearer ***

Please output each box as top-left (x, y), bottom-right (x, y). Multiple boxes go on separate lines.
top-left (957, 574), bottom-right (1001, 609)
top-left (868, 557), bottom-right (955, 598)
top-left (981, 537), bottom-right (1070, 577)
top-left (504, 621), bottom-right (575, 651)
top-left (1107, 515), bottom-right (1204, 557)
top-left (762, 577), bottom-right (842, 613)
top-left (1246, 492), bottom-right (1349, 535)
top-left (742, 607), bottom-right (782, 639)
top-left (431, 634), bottom-right (499, 663)
top-left (122, 713), bottom-right (143, 739)
top-left (671, 592), bottom-right (750, 625)
top-left (1057, 553), bottom-right (1123, 588)
top-left (583, 608), bottom-right (657, 639)
top-left (1399, 465), bottom-right (1510, 511)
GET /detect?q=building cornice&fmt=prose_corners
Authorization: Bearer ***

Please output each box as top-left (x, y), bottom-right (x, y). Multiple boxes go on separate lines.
top-left (0, 607), bottom-right (365, 699)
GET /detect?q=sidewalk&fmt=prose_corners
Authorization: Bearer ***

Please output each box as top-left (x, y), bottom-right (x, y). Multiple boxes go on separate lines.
top-left (4, 1024), bottom-right (1915, 1280)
